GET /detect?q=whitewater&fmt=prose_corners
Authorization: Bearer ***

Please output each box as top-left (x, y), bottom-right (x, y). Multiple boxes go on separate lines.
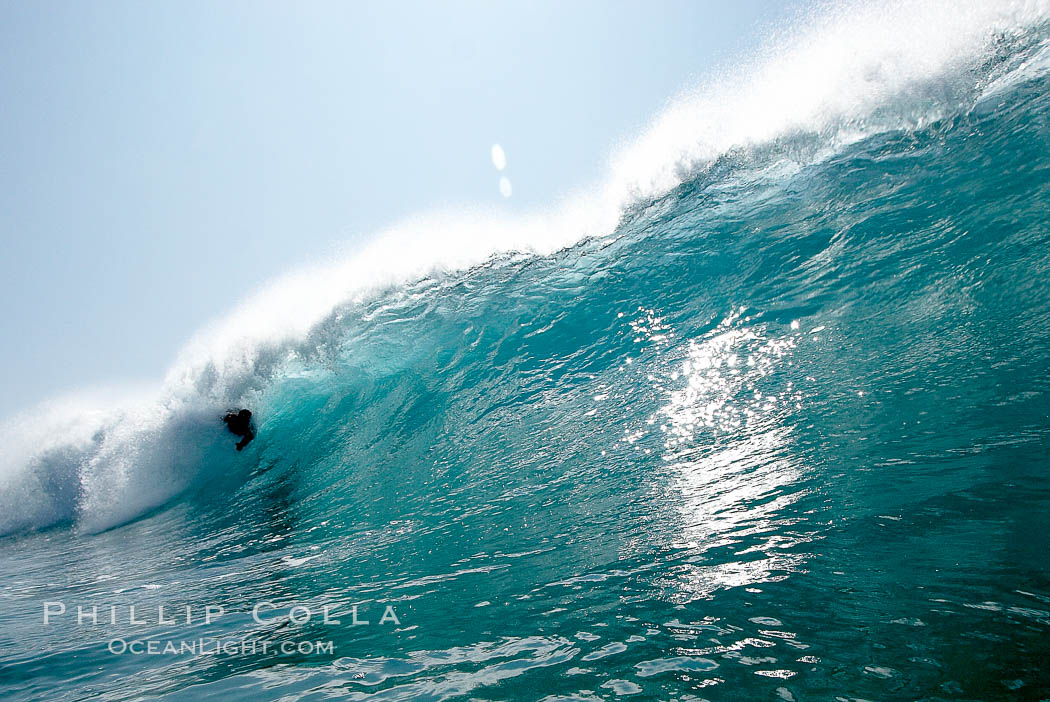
top-left (3, 0), bottom-right (1050, 699)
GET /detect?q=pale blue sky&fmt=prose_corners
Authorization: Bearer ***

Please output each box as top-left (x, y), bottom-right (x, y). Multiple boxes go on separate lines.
top-left (0, 0), bottom-right (808, 417)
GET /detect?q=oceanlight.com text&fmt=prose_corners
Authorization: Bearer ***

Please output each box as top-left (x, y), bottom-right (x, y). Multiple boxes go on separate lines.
top-left (107, 637), bottom-right (335, 657)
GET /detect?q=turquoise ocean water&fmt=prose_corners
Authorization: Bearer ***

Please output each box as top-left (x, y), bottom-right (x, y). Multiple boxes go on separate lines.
top-left (3, 2), bottom-right (1050, 699)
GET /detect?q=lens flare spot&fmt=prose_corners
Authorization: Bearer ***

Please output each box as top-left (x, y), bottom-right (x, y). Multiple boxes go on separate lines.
top-left (491, 144), bottom-right (507, 171)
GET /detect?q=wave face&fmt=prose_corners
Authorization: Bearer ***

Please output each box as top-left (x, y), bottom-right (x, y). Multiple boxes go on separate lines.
top-left (4, 1), bottom-right (1050, 699)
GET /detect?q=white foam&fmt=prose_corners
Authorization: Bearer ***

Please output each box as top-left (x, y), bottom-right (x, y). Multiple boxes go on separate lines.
top-left (608, 0), bottom-right (1050, 201)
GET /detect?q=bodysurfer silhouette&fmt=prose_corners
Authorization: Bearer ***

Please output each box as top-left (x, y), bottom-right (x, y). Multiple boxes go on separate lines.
top-left (223, 409), bottom-right (255, 451)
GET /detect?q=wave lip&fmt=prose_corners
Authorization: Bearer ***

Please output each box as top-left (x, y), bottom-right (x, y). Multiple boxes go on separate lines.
top-left (611, 0), bottom-right (1050, 200)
